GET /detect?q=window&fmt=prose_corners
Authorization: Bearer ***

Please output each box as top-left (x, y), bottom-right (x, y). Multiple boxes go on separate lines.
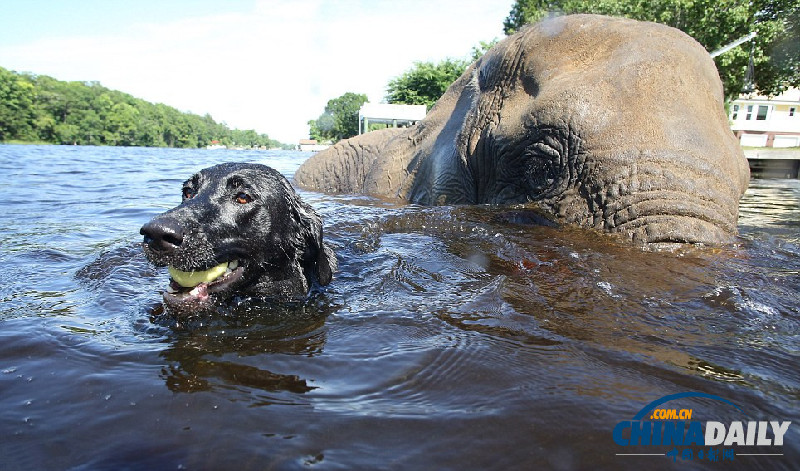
top-left (756, 105), bottom-right (769, 120)
top-left (732, 104), bottom-right (739, 120)
top-left (790, 107), bottom-right (796, 117)
top-left (746, 105), bottom-right (753, 120)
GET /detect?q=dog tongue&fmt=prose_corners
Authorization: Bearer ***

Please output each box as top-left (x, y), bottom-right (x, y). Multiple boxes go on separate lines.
top-left (168, 262), bottom-right (228, 288)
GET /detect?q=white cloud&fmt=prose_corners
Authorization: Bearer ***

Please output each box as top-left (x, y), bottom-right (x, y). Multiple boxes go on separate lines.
top-left (0, 1), bottom-right (510, 143)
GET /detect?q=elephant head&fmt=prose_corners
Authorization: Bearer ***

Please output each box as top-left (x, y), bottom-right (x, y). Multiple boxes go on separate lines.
top-left (295, 14), bottom-right (750, 245)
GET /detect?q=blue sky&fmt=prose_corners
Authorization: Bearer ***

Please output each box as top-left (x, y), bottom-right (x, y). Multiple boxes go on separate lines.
top-left (0, 0), bottom-right (513, 143)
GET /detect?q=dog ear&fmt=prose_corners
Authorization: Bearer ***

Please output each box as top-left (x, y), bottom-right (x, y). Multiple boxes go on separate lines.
top-left (314, 242), bottom-right (337, 286)
top-left (291, 196), bottom-right (337, 286)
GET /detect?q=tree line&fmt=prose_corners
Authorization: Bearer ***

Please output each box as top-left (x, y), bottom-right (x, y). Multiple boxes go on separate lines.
top-left (310, 0), bottom-right (798, 143)
top-left (0, 66), bottom-right (289, 149)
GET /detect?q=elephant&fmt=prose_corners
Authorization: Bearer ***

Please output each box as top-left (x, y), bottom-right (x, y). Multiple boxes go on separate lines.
top-left (294, 14), bottom-right (750, 245)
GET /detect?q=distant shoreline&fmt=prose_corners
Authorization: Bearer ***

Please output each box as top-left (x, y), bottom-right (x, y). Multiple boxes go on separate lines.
top-left (0, 140), bottom-right (298, 151)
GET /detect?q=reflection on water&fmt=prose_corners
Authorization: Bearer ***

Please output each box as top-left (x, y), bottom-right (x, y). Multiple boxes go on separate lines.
top-left (0, 145), bottom-right (798, 470)
top-left (156, 301), bottom-right (330, 396)
top-left (739, 178), bottom-right (800, 244)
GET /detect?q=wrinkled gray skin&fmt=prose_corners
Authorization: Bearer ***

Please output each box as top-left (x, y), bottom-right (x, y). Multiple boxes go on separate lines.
top-left (295, 14), bottom-right (750, 245)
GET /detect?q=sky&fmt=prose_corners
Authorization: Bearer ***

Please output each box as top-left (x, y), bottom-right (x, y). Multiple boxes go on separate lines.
top-left (0, 0), bottom-right (513, 144)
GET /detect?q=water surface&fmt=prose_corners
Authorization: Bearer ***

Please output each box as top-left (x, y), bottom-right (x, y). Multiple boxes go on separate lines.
top-left (1, 145), bottom-right (798, 470)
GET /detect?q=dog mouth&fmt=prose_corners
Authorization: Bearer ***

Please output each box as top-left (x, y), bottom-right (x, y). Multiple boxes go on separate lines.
top-left (163, 260), bottom-right (245, 306)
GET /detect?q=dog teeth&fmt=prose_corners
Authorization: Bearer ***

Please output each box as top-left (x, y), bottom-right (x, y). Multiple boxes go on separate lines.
top-left (228, 260), bottom-right (239, 270)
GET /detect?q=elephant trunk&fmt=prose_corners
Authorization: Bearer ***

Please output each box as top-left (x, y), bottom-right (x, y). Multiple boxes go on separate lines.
top-left (584, 147), bottom-right (748, 245)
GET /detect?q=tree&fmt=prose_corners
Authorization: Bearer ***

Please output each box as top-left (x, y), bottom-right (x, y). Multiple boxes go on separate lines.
top-left (385, 58), bottom-right (470, 109)
top-left (106, 102), bottom-right (139, 146)
top-left (308, 115), bottom-right (334, 142)
top-left (0, 67), bottom-right (36, 141)
top-left (502, 0), bottom-right (799, 99)
top-left (754, 0), bottom-right (800, 95)
top-left (471, 39), bottom-right (499, 61)
top-left (308, 92), bottom-right (368, 142)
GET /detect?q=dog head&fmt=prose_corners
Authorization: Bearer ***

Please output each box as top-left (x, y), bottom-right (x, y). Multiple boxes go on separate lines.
top-left (140, 163), bottom-right (336, 314)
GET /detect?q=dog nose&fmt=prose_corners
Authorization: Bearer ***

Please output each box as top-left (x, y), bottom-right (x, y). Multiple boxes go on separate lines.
top-left (140, 218), bottom-right (184, 252)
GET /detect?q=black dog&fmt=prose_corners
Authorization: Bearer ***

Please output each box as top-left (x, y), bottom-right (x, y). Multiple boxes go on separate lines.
top-left (140, 162), bottom-right (336, 314)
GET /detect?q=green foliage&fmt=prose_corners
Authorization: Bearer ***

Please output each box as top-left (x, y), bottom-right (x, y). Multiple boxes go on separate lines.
top-left (0, 66), bottom-right (287, 148)
top-left (385, 58), bottom-right (470, 109)
top-left (503, 0), bottom-right (800, 98)
top-left (0, 67), bottom-right (36, 141)
top-left (308, 92), bottom-right (368, 142)
top-left (471, 39), bottom-right (500, 62)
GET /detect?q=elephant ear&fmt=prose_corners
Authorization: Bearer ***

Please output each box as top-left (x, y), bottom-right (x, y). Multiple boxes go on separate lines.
top-left (289, 192), bottom-right (337, 286)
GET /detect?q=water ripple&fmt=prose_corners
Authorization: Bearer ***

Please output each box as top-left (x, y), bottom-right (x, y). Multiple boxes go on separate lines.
top-left (1, 146), bottom-right (799, 469)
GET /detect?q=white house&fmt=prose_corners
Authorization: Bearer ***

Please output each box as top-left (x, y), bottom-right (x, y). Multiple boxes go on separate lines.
top-left (298, 139), bottom-right (329, 152)
top-left (729, 88), bottom-right (800, 147)
top-left (358, 103), bottom-right (427, 135)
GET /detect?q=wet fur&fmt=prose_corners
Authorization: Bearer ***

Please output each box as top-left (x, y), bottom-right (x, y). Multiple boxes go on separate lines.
top-left (140, 163), bottom-right (336, 311)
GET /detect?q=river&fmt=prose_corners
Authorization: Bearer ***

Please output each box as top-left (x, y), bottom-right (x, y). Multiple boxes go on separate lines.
top-left (0, 145), bottom-right (798, 470)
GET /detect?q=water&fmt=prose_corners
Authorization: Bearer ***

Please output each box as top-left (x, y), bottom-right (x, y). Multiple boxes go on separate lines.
top-left (0, 145), bottom-right (798, 470)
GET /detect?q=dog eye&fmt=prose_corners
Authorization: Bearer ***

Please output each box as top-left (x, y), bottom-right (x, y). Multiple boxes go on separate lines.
top-left (235, 192), bottom-right (252, 204)
top-left (182, 188), bottom-right (196, 200)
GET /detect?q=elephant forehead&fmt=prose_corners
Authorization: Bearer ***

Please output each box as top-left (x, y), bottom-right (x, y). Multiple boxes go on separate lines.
top-left (513, 15), bottom-right (722, 127)
top-left (517, 15), bottom-right (718, 87)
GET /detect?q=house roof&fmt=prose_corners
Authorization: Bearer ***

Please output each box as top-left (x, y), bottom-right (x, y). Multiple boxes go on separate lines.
top-left (734, 87), bottom-right (800, 105)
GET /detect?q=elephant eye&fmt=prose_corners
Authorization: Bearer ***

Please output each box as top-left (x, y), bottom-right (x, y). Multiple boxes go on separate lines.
top-left (235, 192), bottom-right (252, 204)
top-left (182, 187), bottom-right (196, 200)
top-left (524, 138), bottom-right (569, 199)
